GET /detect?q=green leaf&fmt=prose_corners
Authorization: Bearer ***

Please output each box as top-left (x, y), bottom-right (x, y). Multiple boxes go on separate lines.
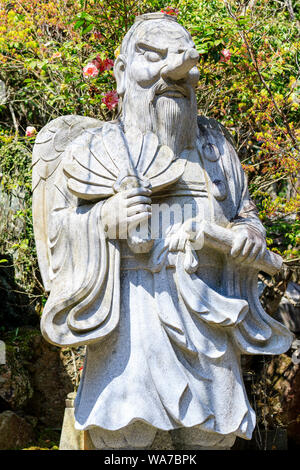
top-left (82, 24), bottom-right (94, 35)
top-left (74, 19), bottom-right (85, 30)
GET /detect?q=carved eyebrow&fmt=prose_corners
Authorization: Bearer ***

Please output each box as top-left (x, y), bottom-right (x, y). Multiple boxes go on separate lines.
top-left (136, 42), bottom-right (167, 55)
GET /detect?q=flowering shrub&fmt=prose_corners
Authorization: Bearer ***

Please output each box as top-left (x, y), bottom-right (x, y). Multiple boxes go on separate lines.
top-left (0, 0), bottom-right (159, 126)
top-left (161, 6), bottom-right (179, 16)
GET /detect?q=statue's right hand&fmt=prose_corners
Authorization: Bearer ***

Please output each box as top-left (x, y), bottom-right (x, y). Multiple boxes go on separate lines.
top-left (101, 187), bottom-right (152, 239)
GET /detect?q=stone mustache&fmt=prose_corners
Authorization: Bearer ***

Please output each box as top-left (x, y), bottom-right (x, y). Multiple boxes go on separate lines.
top-left (32, 12), bottom-right (292, 449)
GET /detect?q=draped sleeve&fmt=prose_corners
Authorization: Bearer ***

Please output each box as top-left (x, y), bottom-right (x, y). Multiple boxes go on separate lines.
top-left (40, 165), bottom-right (121, 347)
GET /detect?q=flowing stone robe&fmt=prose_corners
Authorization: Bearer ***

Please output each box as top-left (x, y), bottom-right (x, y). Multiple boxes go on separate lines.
top-left (33, 115), bottom-right (292, 442)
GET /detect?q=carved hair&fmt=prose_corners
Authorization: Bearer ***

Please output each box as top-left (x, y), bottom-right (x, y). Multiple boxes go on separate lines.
top-left (120, 12), bottom-right (186, 58)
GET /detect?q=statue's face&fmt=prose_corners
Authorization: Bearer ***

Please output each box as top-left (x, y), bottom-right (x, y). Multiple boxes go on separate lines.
top-left (116, 20), bottom-right (199, 153)
top-left (125, 22), bottom-right (199, 96)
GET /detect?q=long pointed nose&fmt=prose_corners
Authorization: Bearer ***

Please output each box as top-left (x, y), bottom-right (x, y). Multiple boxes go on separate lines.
top-left (161, 48), bottom-right (199, 81)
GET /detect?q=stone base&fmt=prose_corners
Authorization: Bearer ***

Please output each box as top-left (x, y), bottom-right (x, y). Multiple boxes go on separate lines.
top-left (84, 426), bottom-right (235, 450)
top-left (59, 396), bottom-right (236, 450)
top-left (170, 427), bottom-right (236, 450)
top-left (59, 393), bottom-right (84, 450)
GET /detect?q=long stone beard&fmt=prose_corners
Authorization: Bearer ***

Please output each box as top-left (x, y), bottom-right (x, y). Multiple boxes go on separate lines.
top-left (121, 80), bottom-right (198, 156)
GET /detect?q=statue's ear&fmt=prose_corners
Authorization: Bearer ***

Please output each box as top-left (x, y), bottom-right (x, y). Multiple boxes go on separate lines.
top-left (114, 55), bottom-right (127, 96)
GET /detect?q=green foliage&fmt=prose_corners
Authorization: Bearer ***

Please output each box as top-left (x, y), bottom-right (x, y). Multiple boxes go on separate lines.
top-left (0, 137), bottom-right (40, 292)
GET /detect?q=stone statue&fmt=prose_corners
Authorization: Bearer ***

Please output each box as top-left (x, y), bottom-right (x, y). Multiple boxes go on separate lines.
top-left (32, 12), bottom-right (293, 450)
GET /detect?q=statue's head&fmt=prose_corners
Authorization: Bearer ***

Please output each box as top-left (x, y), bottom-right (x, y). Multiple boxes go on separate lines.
top-left (114, 13), bottom-right (200, 154)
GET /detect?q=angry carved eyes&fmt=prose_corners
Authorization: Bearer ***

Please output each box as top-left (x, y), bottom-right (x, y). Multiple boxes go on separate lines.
top-left (144, 50), bottom-right (163, 62)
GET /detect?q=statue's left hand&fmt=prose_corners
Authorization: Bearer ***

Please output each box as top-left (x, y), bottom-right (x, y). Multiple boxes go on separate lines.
top-left (165, 220), bottom-right (196, 252)
top-left (231, 226), bottom-right (266, 262)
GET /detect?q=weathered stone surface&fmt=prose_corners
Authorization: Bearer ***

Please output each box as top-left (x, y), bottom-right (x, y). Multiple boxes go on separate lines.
top-left (150, 430), bottom-right (175, 451)
top-left (171, 427), bottom-right (236, 450)
top-left (33, 11), bottom-right (293, 450)
top-left (0, 411), bottom-right (34, 450)
top-left (59, 393), bottom-right (84, 450)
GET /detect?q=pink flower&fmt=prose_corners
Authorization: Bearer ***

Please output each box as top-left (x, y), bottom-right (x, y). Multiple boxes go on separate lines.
top-left (220, 49), bottom-right (231, 63)
top-left (51, 52), bottom-right (61, 60)
top-left (83, 62), bottom-right (99, 78)
top-left (161, 6), bottom-right (179, 16)
top-left (92, 56), bottom-right (114, 72)
top-left (102, 90), bottom-right (119, 110)
top-left (25, 126), bottom-right (37, 137)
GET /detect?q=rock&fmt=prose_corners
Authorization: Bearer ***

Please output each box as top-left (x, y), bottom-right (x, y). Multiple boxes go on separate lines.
top-left (0, 255), bottom-right (37, 329)
top-left (0, 347), bottom-right (33, 410)
top-left (274, 282), bottom-right (300, 333)
top-left (25, 334), bottom-right (74, 427)
top-left (59, 345), bottom-right (85, 391)
top-left (0, 411), bottom-right (34, 449)
top-left (150, 430), bottom-right (175, 450)
top-left (0, 328), bottom-right (76, 428)
top-left (262, 353), bottom-right (300, 448)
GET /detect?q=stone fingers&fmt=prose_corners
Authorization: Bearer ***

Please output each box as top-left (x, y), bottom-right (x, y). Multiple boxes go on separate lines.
top-left (126, 196), bottom-right (151, 207)
top-left (177, 234), bottom-right (188, 251)
top-left (236, 239), bottom-right (255, 262)
top-left (252, 243), bottom-right (267, 262)
top-left (231, 233), bottom-right (247, 258)
top-left (231, 233), bottom-right (266, 263)
top-left (168, 229), bottom-right (189, 252)
top-left (126, 187), bottom-right (152, 198)
top-left (168, 236), bottom-right (180, 252)
top-left (127, 204), bottom-right (151, 216)
top-left (127, 212), bottom-right (151, 228)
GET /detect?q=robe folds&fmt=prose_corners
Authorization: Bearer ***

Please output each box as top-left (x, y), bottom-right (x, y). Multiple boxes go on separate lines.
top-left (40, 119), bottom-right (292, 440)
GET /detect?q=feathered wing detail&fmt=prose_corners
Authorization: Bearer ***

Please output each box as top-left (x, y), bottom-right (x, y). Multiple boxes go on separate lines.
top-left (32, 115), bottom-right (103, 291)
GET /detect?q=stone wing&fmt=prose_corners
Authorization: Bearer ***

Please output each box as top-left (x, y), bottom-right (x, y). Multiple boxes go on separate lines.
top-left (32, 115), bottom-right (102, 291)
